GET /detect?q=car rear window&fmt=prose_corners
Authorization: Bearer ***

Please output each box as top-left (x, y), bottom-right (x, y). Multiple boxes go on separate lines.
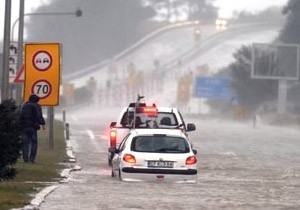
top-left (120, 111), bottom-right (178, 128)
top-left (131, 136), bottom-right (190, 153)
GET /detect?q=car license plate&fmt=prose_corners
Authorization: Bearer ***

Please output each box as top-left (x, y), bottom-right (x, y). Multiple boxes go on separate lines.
top-left (148, 161), bottom-right (174, 168)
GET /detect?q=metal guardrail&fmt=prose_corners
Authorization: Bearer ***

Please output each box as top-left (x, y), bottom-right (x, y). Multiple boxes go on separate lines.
top-left (61, 19), bottom-right (285, 109)
top-left (65, 19), bottom-right (284, 84)
top-left (161, 21), bottom-right (284, 72)
top-left (64, 20), bottom-right (201, 81)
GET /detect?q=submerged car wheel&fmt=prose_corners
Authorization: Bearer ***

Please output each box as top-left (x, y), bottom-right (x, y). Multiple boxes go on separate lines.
top-left (118, 169), bottom-right (122, 181)
top-left (111, 168), bottom-right (115, 177)
top-left (108, 155), bottom-right (112, 166)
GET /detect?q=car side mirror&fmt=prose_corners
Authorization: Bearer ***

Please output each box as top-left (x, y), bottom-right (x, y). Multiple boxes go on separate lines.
top-left (187, 123), bottom-right (196, 131)
top-left (109, 147), bottom-right (118, 153)
top-left (110, 122), bottom-right (117, 128)
top-left (192, 149), bottom-right (197, 155)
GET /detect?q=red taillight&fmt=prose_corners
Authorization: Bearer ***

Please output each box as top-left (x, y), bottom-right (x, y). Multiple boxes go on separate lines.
top-left (110, 129), bottom-right (117, 147)
top-left (123, 154), bottom-right (136, 163)
top-left (143, 106), bottom-right (157, 114)
top-left (186, 156), bottom-right (197, 165)
top-left (137, 106), bottom-right (157, 116)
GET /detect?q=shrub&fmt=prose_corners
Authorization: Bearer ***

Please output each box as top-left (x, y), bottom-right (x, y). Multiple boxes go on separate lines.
top-left (0, 99), bottom-right (22, 181)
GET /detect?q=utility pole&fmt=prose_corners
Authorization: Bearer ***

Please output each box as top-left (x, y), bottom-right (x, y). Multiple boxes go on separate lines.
top-left (1, 0), bottom-right (12, 102)
top-left (15, 0), bottom-right (25, 105)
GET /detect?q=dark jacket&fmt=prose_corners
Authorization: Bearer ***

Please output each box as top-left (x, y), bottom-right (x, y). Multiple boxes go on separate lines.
top-left (20, 95), bottom-right (45, 130)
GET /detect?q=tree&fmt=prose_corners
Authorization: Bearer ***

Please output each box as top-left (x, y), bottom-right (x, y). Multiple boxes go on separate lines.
top-left (279, 0), bottom-right (300, 44)
top-left (148, 0), bottom-right (186, 22)
top-left (234, 7), bottom-right (282, 22)
top-left (209, 0), bottom-right (300, 115)
top-left (230, 46), bottom-right (277, 112)
top-left (278, 0), bottom-right (300, 112)
top-left (148, 0), bottom-right (217, 22)
top-left (210, 45), bottom-right (277, 114)
top-left (0, 99), bottom-right (22, 181)
top-left (187, 0), bottom-right (218, 21)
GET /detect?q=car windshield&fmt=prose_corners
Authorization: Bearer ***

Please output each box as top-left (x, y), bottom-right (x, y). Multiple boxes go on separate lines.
top-left (121, 111), bottom-right (178, 128)
top-left (131, 135), bottom-right (190, 153)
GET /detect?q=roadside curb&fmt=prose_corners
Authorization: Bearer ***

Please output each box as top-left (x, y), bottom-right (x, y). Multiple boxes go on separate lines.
top-left (15, 185), bottom-right (59, 210)
top-left (12, 126), bottom-right (80, 210)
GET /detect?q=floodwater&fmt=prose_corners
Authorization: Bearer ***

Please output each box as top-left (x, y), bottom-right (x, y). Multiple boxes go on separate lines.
top-left (39, 112), bottom-right (300, 210)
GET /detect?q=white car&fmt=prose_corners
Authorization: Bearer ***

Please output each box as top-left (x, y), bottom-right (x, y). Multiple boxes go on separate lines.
top-left (215, 18), bottom-right (228, 26)
top-left (110, 129), bottom-right (198, 183)
top-left (215, 18), bottom-right (228, 30)
top-left (108, 102), bottom-right (196, 166)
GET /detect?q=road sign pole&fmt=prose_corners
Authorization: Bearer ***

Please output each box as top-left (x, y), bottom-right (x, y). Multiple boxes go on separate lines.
top-left (277, 79), bottom-right (287, 114)
top-left (47, 106), bottom-right (54, 151)
top-left (1, 0), bottom-right (12, 102)
top-left (16, 0), bottom-right (25, 105)
top-left (24, 43), bottom-right (60, 105)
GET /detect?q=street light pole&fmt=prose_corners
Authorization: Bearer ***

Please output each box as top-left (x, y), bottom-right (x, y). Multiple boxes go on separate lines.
top-left (12, 10), bottom-right (83, 41)
top-left (11, 8), bottom-right (82, 104)
top-left (15, 0), bottom-right (25, 105)
top-left (1, 0), bottom-right (12, 102)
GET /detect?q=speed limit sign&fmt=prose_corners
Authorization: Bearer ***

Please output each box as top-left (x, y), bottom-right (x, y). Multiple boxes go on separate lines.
top-left (31, 80), bottom-right (52, 99)
top-left (24, 43), bottom-right (60, 105)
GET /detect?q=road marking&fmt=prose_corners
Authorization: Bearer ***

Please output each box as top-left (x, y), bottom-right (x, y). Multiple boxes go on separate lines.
top-left (86, 129), bottom-right (104, 152)
top-left (87, 129), bottom-right (95, 140)
top-left (71, 115), bottom-right (78, 122)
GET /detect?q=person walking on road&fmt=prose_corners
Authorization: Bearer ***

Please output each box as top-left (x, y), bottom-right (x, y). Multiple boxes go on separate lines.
top-left (20, 94), bottom-right (45, 163)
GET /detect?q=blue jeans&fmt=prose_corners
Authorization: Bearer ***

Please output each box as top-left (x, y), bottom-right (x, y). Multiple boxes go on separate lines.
top-left (22, 127), bottom-right (38, 163)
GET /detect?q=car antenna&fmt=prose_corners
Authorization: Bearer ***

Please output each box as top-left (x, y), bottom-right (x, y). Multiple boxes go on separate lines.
top-left (133, 94), bottom-right (145, 129)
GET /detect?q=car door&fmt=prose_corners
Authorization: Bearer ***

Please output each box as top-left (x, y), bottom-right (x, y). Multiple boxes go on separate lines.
top-left (112, 134), bottom-right (130, 172)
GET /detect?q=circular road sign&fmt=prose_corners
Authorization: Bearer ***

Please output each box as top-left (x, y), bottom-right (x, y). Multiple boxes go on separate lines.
top-left (32, 50), bottom-right (52, 71)
top-left (31, 79), bottom-right (52, 99)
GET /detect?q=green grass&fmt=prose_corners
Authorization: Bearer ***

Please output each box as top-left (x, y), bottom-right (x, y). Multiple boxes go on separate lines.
top-left (0, 120), bottom-right (67, 210)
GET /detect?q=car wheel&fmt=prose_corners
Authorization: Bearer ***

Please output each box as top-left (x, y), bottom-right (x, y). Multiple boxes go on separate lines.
top-left (118, 169), bottom-right (122, 181)
top-left (108, 155), bottom-right (112, 166)
top-left (111, 168), bottom-right (115, 177)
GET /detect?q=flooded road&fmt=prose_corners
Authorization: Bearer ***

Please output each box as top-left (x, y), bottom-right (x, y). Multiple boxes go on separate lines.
top-left (39, 112), bottom-right (300, 210)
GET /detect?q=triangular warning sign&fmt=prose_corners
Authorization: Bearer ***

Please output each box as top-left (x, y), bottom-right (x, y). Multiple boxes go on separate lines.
top-left (14, 65), bottom-right (25, 83)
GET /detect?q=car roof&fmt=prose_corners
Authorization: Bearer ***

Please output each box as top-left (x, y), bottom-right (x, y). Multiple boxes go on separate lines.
top-left (121, 106), bottom-right (177, 113)
top-left (157, 107), bottom-right (178, 112)
top-left (129, 128), bottom-right (186, 137)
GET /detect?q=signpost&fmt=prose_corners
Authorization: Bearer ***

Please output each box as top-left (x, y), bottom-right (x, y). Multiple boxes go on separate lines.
top-left (9, 42), bottom-right (18, 83)
top-left (24, 43), bottom-right (60, 105)
top-left (251, 43), bottom-right (300, 114)
top-left (195, 77), bottom-right (232, 99)
top-left (0, 53), bottom-right (2, 86)
top-left (14, 65), bottom-right (25, 83)
top-left (252, 43), bottom-right (299, 80)
top-left (24, 43), bottom-right (61, 151)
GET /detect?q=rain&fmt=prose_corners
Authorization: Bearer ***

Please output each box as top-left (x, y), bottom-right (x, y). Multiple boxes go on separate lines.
top-left (1, 0), bottom-right (299, 209)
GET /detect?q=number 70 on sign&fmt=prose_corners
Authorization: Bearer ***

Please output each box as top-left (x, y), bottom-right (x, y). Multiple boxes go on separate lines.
top-left (32, 80), bottom-right (52, 99)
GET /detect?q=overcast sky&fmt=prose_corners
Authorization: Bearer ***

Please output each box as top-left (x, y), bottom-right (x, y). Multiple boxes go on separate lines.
top-left (214, 0), bottom-right (288, 18)
top-left (0, 0), bottom-right (49, 43)
top-left (0, 0), bottom-right (289, 45)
